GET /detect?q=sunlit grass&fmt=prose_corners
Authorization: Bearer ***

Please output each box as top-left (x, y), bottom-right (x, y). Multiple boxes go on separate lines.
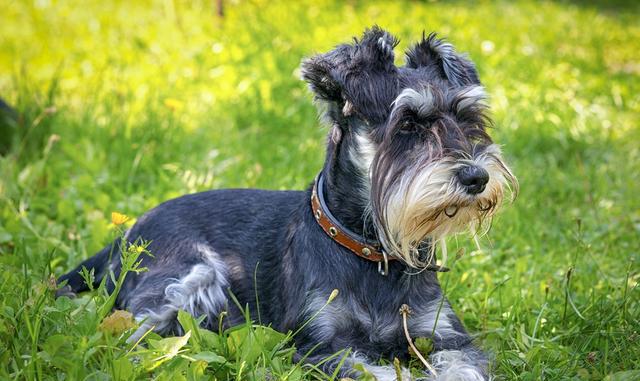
top-left (0, 0), bottom-right (639, 379)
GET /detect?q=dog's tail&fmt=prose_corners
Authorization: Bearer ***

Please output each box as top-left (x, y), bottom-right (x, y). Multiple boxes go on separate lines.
top-left (56, 243), bottom-right (115, 298)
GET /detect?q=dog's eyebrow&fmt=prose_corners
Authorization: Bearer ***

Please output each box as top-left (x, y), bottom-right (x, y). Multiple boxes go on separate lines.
top-left (391, 88), bottom-right (436, 117)
top-left (455, 85), bottom-right (487, 114)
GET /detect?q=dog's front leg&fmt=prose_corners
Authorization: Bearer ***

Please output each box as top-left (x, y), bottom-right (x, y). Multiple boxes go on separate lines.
top-left (408, 302), bottom-right (490, 381)
top-left (424, 345), bottom-right (489, 381)
top-left (301, 349), bottom-right (487, 381)
top-left (296, 351), bottom-right (412, 381)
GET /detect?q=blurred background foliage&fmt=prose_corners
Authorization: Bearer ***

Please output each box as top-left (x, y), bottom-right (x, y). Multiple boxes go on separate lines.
top-left (0, 0), bottom-right (639, 379)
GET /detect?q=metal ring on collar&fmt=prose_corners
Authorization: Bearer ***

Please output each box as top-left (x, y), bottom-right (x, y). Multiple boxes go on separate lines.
top-left (377, 251), bottom-right (389, 276)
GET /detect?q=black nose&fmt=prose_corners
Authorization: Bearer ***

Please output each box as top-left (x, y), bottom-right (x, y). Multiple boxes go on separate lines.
top-left (457, 166), bottom-right (489, 194)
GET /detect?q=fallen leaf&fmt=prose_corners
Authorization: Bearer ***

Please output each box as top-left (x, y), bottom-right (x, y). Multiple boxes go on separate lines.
top-left (99, 310), bottom-right (136, 335)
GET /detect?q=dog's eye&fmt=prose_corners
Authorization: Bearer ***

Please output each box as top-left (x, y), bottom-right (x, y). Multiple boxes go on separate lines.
top-left (398, 120), bottom-right (422, 135)
top-left (399, 121), bottom-right (413, 134)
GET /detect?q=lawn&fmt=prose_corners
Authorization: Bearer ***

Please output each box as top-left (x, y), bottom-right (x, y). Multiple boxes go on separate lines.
top-left (0, 0), bottom-right (639, 379)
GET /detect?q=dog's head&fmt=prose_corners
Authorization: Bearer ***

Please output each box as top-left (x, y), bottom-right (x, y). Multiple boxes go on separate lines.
top-left (302, 27), bottom-right (518, 268)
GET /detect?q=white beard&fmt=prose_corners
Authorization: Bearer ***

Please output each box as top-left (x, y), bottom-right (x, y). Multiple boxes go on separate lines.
top-left (373, 144), bottom-right (517, 268)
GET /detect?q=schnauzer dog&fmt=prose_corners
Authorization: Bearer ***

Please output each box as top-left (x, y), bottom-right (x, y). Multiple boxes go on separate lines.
top-left (58, 27), bottom-right (517, 380)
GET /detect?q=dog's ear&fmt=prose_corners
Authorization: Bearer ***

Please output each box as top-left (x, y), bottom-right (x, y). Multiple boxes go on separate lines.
top-left (405, 32), bottom-right (480, 86)
top-left (301, 47), bottom-right (353, 128)
top-left (350, 25), bottom-right (399, 74)
top-left (341, 26), bottom-right (399, 124)
top-left (301, 26), bottom-right (399, 125)
top-left (300, 51), bottom-right (345, 105)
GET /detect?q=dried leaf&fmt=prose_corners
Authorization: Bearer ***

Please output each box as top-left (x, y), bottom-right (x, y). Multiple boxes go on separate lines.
top-left (99, 310), bottom-right (135, 335)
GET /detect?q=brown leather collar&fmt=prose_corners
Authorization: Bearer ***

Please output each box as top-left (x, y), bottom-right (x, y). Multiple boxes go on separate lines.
top-left (311, 173), bottom-right (449, 275)
top-left (311, 174), bottom-right (394, 275)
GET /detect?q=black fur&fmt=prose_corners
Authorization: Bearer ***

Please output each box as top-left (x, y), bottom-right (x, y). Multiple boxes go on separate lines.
top-left (406, 32), bottom-right (480, 86)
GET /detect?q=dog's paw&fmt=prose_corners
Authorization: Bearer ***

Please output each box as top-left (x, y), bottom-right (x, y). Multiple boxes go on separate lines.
top-left (426, 350), bottom-right (488, 381)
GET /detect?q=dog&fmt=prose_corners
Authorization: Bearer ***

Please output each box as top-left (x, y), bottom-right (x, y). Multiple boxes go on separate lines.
top-left (58, 27), bottom-right (517, 380)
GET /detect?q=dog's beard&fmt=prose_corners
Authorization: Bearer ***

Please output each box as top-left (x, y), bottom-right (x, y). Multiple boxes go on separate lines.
top-left (371, 144), bottom-right (518, 269)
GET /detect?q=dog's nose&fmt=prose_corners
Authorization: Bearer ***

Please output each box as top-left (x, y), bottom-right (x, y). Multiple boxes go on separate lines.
top-left (457, 166), bottom-right (489, 194)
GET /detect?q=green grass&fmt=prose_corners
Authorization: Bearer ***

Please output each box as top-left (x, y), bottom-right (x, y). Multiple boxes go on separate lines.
top-left (1, 0), bottom-right (639, 379)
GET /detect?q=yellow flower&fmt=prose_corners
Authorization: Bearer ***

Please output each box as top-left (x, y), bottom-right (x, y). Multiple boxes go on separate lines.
top-left (131, 245), bottom-right (146, 255)
top-left (111, 212), bottom-right (130, 226)
top-left (164, 98), bottom-right (184, 111)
